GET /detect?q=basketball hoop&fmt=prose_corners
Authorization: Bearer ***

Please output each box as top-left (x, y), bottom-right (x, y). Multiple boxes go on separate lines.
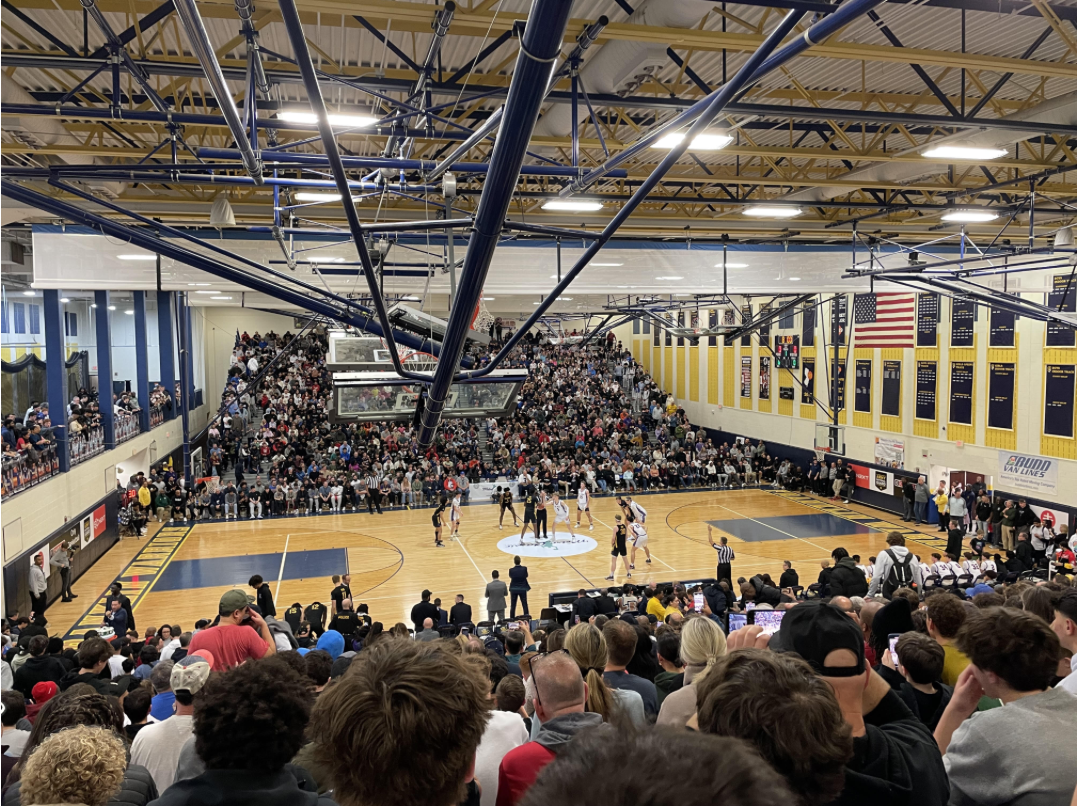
top-left (472, 293), bottom-right (495, 335)
top-left (382, 339), bottom-right (438, 374)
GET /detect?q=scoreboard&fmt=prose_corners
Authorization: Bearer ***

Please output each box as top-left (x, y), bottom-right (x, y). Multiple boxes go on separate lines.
top-left (774, 335), bottom-right (800, 368)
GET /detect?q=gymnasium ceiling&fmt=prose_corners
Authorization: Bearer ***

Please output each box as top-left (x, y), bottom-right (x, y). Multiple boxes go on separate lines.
top-left (0, 0), bottom-right (1076, 242)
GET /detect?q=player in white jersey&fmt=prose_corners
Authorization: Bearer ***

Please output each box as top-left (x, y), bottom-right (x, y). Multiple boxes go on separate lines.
top-left (449, 492), bottom-right (463, 539)
top-left (551, 492), bottom-right (576, 539)
top-left (575, 484), bottom-right (594, 530)
top-left (625, 496), bottom-right (647, 525)
top-left (629, 521), bottom-right (651, 569)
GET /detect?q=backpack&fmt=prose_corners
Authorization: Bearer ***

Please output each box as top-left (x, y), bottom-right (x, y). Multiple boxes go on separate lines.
top-left (885, 549), bottom-right (914, 592)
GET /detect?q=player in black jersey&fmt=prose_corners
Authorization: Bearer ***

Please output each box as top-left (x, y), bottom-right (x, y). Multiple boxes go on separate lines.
top-left (283, 602), bottom-right (303, 633)
top-left (432, 495), bottom-right (448, 547)
top-left (497, 486), bottom-right (520, 529)
top-left (520, 483), bottom-right (539, 543)
top-left (303, 600), bottom-right (327, 636)
top-left (606, 514), bottom-right (631, 580)
top-left (534, 488), bottom-right (549, 540)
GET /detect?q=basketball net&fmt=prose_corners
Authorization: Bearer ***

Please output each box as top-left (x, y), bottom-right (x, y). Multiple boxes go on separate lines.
top-left (473, 292), bottom-right (494, 335)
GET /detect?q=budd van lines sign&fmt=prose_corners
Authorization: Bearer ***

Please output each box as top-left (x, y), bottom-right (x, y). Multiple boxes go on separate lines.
top-left (998, 451), bottom-right (1058, 496)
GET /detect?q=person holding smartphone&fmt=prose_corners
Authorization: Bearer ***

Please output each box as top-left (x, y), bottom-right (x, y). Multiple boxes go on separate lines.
top-left (188, 589), bottom-right (276, 671)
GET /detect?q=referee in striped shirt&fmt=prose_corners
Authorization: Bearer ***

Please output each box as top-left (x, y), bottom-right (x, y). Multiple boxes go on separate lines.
top-left (709, 525), bottom-right (734, 586)
top-left (366, 470), bottom-right (383, 514)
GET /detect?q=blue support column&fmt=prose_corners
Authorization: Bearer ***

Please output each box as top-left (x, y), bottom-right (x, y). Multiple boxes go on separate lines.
top-left (95, 290), bottom-right (115, 448)
top-left (42, 290), bottom-right (70, 471)
top-left (175, 292), bottom-right (192, 486)
top-left (156, 290), bottom-right (176, 421)
top-left (133, 291), bottom-right (151, 433)
top-left (184, 302), bottom-right (195, 402)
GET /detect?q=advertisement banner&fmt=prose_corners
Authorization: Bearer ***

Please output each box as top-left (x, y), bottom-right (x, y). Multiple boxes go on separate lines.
top-left (874, 437), bottom-right (905, 469)
top-left (1036, 506), bottom-right (1071, 531)
top-left (92, 504), bottom-right (107, 539)
top-left (852, 465), bottom-right (903, 497)
top-left (80, 514), bottom-right (93, 548)
top-left (998, 450), bottom-right (1058, 496)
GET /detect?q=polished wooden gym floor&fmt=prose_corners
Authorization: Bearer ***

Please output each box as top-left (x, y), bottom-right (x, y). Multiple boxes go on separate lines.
top-left (52, 488), bottom-right (953, 643)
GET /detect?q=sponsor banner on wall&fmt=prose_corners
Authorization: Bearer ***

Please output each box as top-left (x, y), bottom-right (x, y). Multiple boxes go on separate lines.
top-left (852, 465), bottom-right (903, 497)
top-left (92, 504), bottom-right (107, 539)
top-left (80, 514), bottom-right (93, 549)
top-left (998, 450), bottom-right (1058, 496)
top-left (874, 437), bottom-right (905, 469)
top-left (1036, 506), bottom-right (1071, 531)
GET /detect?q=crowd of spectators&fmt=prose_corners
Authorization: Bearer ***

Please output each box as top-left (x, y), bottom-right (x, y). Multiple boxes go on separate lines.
top-left (1, 559), bottom-right (1075, 806)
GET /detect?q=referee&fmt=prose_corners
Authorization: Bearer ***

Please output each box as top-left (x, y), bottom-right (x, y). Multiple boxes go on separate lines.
top-left (708, 525), bottom-right (734, 586)
top-left (366, 469), bottom-right (383, 514)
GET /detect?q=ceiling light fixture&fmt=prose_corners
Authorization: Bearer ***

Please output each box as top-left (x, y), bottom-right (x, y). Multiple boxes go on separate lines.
top-left (90, 304), bottom-right (97, 309)
top-left (195, 290), bottom-right (219, 294)
top-left (482, 297), bottom-right (496, 301)
top-left (308, 257), bottom-right (346, 263)
top-left (211, 296), bottom-right (233, 300)
top-left (942, 210), bottom-right (999, 223)
top-left (107, 305), bottom-right (117, 311)
top-left (656, 276), bottom-right (684, 281)
top-left (277, 111), bottom-right (378, 128)
top-left (743, 206), bottom-right (802, 218)
top-left (117, 254), bottom-right (156, 261)
top-left (653, 132), bottom-right (734, 151)
top-left (60, 297), bottom-right (70, 303)
top-left (714, 262), bottom-right (748, 268)
top-left (188, 283), bottom-right (212, 287)
top-left (541, 200), bottom-right (603, 212)
top-left (789, 277), bottom-right (802, 281)
top-left (922, 143), bottom-right (1008, 161)
top-left (589, 262), bottom-right (623, 267)
top-left (124, 310), bottom-right (134, 315)
top-left (294, 192), bottom-right (359, 203)
top-left (401, 295), bottom-right (421, 301)
top-left (22, 290), bottom-right (35, 296)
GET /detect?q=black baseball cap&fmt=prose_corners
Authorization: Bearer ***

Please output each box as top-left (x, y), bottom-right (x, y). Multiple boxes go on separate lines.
top-left (773, 601), bottom-right (866, 677)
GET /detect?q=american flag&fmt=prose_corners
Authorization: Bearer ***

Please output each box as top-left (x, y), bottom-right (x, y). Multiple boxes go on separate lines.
top-left (853, 292), bottom-right (915, 348)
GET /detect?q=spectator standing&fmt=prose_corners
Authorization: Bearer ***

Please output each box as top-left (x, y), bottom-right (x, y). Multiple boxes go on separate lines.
top-left (508, 556), bottom-right (530, 618)
top-left (925, 595), bottom-right (971, 687)
top-left (867, 532), bottom-right (924, 598)
top-left (656, 616), bottom-right (726, 728)
top-left (249, 574), bottom-right (276, 618)
top-left (12, 635), bottom-right (66, 698)
top-left (895, 632), bottom-right (953, 732)
top-left (49, 541), bottom-right (76, 602)
top-left (450, 594), bottom-right (473, 626)
top-left (602, 619), bottom-right (658, 718)
top-left (187, 589), bottom-right (275, 670)
top-left (410, 589), bottom-right (440, 632)
top-left (913, 476), bottom-right (930, 525)
top-left (935, 608), bottom-right (1077, 805)
top-left (28, 554), bottom-right (47, 619)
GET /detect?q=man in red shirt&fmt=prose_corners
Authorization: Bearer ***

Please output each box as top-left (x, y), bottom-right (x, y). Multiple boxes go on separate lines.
top-left (495, 650), bottom-right (603, 806)
top-left (188, 589), bottom-right (276, 671)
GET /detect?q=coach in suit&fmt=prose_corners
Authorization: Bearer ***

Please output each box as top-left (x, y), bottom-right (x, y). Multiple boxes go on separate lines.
top-left (485, 570), bottom-right (508, 624)
top-left (508, 556), bottom-right (531, 618)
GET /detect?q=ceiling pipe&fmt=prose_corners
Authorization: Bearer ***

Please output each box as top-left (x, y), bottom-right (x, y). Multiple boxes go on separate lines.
top-left (417, 0), bottom-right (576, 446)
top-left (782, 91), bottom-right (1078, 204)
top-left (174, 0), bottom-right (263, 183)
top-left (424, 14), bottom-right (608, 182)
top-left (80, 0), bottom-right (171, 114)
top-left (560, 0), bottom-right (896, 197)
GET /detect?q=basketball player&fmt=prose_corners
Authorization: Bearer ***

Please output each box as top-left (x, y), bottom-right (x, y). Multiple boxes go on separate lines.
top-left (520, 482), bottom-right (539, 543)
top-left (575, 483), bottom-right (594, 530)
top-left (534, 487), bottom-right (549, 541)
top-left (432, 495), bottom-right (448, 547)
top-left (629, 519), bottom-right (652, 569)
top-left (624, 495), bottom-right (647, 525)
top-left (498, 486), bottom-right (520, 529)
top-left (606, 514), bottom-right (631, 580)
top-left (449, 491), bottom-right (463, 539)
top-left (551, 492), bottom-right (575, 540)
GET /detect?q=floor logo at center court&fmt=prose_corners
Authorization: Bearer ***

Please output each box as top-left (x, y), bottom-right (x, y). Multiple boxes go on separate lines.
top-left (495, 532), bottom-right (598, 558)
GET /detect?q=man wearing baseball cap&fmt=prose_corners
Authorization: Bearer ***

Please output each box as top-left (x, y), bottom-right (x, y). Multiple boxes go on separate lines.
top-left (188, 589), bottom-right (275, 671)
top-left (131, 651), bottom-right (213, 793)
top-left (704, 602), bottom-right (949, 805)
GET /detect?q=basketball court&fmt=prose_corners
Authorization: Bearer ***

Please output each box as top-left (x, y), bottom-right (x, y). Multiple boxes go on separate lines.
top-left (50, 486), bottom-right (953, 644)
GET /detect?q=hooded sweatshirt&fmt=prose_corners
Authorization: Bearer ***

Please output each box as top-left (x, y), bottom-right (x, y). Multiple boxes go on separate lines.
top-left (495, 712), bottom-right (604, 806)
top-left (315, 629), bottom-right (344, 660)
top-left (829, 557), bottom-right (869, 598)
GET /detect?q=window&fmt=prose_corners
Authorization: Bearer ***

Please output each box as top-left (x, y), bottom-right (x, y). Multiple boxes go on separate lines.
top-left (65, 311), bottom-right (78, 338)
top-left (28, 304), bottom-right (40, 335)
top-left (12, 302), bottom-right (25, 334)
top-left (1, 301), bottom-right (7, 334)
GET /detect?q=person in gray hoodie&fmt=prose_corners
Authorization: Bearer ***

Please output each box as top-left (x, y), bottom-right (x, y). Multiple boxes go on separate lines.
top-left (913, 476), bottom-right (931, 525)
top-left (496, 649), bottom-right (607, 805)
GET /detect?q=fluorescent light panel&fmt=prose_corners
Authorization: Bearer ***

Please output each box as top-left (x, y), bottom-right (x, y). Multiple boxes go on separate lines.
top-left (278, 111), bottom-right (378, 128)
top-left (942, 210), bottom-right (999, 223)
top-left (653, 132), bottom-right (733, 151)
top-left (922, 144), bottom-right (1007, 160)
top-left (117, 254), bottom-right (156, 261)
top-left (541, 200), bottom-right (603, 211)
top-left (743, 206), bottom-right (802, 218)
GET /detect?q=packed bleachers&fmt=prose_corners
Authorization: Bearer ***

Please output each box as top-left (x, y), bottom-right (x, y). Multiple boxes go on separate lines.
top-left (4, 326), bottom-right (1076, 806)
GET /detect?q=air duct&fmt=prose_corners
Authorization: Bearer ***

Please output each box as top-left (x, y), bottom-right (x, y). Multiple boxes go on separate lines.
top-left (783, 91), bottom-right (1077, 204)
top-left (1, 74), bottom-right (123, 198)
top-left (532, 0), bottom-right (713, 138)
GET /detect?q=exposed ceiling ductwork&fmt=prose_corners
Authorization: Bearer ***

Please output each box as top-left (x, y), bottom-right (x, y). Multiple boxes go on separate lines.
top-left (783, 91), bottom-right (1077, 204)
top-left (533, 0), bottom-right (715, 138)
top-left (1, 74), bottom-right (123, 199)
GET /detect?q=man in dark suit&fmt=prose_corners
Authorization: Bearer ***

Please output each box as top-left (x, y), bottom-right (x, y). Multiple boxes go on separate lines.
top-left (571, 589), bottom-right (598, 624)
top-left (508, 556), bottom-right (531, 618)
top-left (449, 594), bottom-right (473, 627)
top-left (410, 589), bottom-right (440, 633)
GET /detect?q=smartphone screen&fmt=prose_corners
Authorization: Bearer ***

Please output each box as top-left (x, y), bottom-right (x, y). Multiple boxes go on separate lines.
top-left (889, 633), bottom-right (901, 667)
top-left (751, 609), bottom-right (785, 635)
top-left (460, 626), bottom-right (469, 635)
top-left (727, 613), bottom-right (748, 633)
top-left (693, 593), bottom-right (705, 611)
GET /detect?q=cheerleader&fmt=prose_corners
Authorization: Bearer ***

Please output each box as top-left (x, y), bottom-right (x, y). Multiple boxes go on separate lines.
top-left (432, 495), bottom-right (448, 547)
top-left (449, 491), bottom-right (463, 539)
top-left (606, 515), bottom-right (631, 580)
top-left (551, 492), bottom-right (575, 539)
top-left (574, 484), bottom-right (594, 530)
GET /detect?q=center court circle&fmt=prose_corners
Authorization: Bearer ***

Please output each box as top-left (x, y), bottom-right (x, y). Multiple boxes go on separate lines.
top-left (495, 532), bottom-right (597, 558)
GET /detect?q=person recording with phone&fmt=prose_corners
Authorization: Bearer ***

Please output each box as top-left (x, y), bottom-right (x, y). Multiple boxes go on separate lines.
top-left (188, 589), bottom-right (276, 670)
